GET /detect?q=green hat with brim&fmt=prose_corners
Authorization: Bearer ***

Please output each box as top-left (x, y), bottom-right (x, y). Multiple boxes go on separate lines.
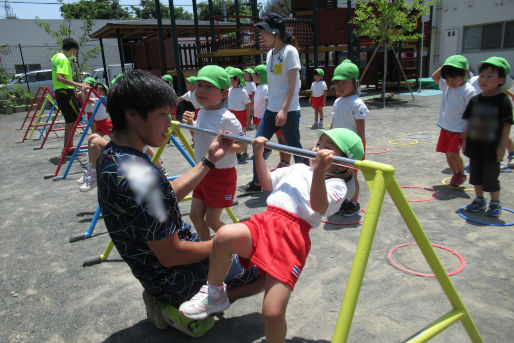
top-left (443, 55), bottom-right (469, 70)
top-left (244, 68), bottom-right (254, 74)
top-left (317, 128), bottom-right (364, 161)
top-left (186, 76), bottom-right (197, 84)
top-left (95, 82), bottom-right (109, 92)
top-left (228, 67), bottom-right (246, 87)
top-left (84, 77), bottom-right (96, 85)
top-left (111, 73), bottom-right (123, 85)
top-left (314, 68), bottom-right (324, 76)
top-left (225, 66), bottom-right (234, 73)
top-left (161, 74), bottom-right (173, 83)
top-left (478, 56), bottom-right (513, 92)
top-left (197, 65), bottom-right (230, 90)
top-left (253, 64), bottom-right (267, 84)
top-left (332, 59), bottom-right (359, 81)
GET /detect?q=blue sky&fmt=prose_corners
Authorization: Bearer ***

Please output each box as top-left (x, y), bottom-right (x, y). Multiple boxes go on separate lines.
top-left (6, 0), bottom-right (217, 19)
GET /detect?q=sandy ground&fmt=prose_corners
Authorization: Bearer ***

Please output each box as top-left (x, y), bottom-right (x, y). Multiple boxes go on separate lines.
top-left (1, 92), bottom-right (513, 343)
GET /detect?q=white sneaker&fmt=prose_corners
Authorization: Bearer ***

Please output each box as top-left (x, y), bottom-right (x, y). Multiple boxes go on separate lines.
top-left (76, 169), bottom-right (88, 184)
top-left (80, 176), bottom-right (97, 192)
top-left (318, 121), bottom-right (324, 128)
top-left (179, 284), bottom-right (230, 320)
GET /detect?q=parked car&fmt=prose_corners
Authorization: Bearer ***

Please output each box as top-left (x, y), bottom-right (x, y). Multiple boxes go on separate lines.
top-left (7, 69), bottom-right (53, 96)
top-left (91, 63), bottom-right (133, 84)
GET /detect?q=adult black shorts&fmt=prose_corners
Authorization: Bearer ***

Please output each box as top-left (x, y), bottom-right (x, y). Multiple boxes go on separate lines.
top-left (55, 89), bottom-right (80, 124)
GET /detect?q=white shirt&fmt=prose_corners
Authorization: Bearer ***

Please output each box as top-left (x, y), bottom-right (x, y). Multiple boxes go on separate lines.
top-left (437, 79), bottom-right (477, 132)
top-left (267, 164), bottom-right (349, 227)
top-left (266, 44), bottom-right (301, 112)
top-left (244, 81), bottom-right (256, 96)
top-left (331, 94), bottom-right (369, 133)
top-left (193, 107), bottom-right (243, 169)
top-left (181, 89), bottom-right (202, 109)
top-left (228, 87), bottom-right (250, 111)
top-left (253, 84), bottom-right (269, 119)
top-left (469, 75), bottom-right (481, 94)
top-left (86, 95), bottom-right (109, 121)
top-left (311, 80), bottom-right (328, 97)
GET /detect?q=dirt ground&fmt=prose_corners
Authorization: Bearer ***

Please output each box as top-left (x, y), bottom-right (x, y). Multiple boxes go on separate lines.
top-left (1, 91), bottom-right (513, 343)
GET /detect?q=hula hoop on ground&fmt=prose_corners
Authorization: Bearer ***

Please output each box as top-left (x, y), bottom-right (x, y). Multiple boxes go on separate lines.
top-left (388, 138), bottom-right (419, 146)
top-left (441, 177), bottom-right (474, 191)
top-left (404, 133), bottom-right (434, 140)
top-left (388, 242), bottom-right (466, 277)
top-left (401, 186), bottom-right (439, 202)
top-left (500, 162), bottom-right (512, 173)
top-left (322, 208), bottom-right (367, 226)
top-left (456, 206), bottom-right (514, 226)
top-left (366, 146), bottom-right (391, 155)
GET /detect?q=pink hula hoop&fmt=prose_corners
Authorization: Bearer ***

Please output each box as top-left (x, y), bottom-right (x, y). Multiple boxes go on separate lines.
top-left (366, 146), bottom-right (391, 155)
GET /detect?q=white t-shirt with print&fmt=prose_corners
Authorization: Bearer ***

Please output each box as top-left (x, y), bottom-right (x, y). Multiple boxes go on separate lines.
top-left (244, 81), bottom-right (256, 96)
top-left (267, 163), bottom-right (350, 227)
top-left (311, 80), bottom-right (328, 97)
top-left (253, 84), bottom-right (269, 119)
top-left (228, 87), bottom-right (251, 111)
top-left (331, 94), bottom-right (369, 133)
top-left (266, 44), bottom-right (301, 112)
top-left (437, 79), bottom-right (477, 133)
top-left (181, 89), bottom-right (203, 109)
top-left (193, 108), bottom-right (243, 168)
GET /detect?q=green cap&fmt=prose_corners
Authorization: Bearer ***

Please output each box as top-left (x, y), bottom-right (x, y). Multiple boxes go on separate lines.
top-left (111, 73), bottom-right (123, 85)
top-left (197, 65), bottom-right (230, 90)
top-left (332, 59), bottom-right (359, 81)
top-left (225, 66), bottom-right (234, 73)
top-left (314, 68), bottom-right (324, 76)
top-left (161, 74), bottom-right (173, 83)
top-left (95, 82), bottom-right (109, 92)
top-left (478, 56), bottom-right (511, 74)
top-left (84, 77), bottom-right (96, 85)
top-left (228, 67), bottom-right (245, 87)
top-left (317, 128), bottom-right (364, 161)
top-left (442, 55), bottom-right (469, 70)
top-left (186, 76), bottom-right (197, 84)
top-left (244, 67), bottom-right (254, 74)
top-left (253, 64), bottom-right (267, 84)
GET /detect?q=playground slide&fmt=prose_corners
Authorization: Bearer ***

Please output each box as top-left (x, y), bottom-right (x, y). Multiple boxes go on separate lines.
top-left (259, 0), bottom-right (291, 18)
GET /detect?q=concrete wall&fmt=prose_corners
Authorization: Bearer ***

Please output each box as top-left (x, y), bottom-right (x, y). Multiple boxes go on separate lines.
top-left (0, 19), bottom-right (121, 74)
top-left (429, 0), bottom-right (514, 76)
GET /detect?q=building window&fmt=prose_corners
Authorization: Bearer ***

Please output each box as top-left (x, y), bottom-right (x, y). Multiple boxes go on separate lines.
top-left (463, 21), bottom-right (514, 51)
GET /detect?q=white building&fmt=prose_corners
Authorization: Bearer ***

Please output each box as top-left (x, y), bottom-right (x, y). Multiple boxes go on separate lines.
top-left (430, 0), bottom-right (514, 76)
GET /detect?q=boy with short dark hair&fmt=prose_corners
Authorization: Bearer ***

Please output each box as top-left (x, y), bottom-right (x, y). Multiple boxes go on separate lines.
top-left (462, 57), bottom-right (513, 217)
top-left (432, 55), bottom-right (477, 186)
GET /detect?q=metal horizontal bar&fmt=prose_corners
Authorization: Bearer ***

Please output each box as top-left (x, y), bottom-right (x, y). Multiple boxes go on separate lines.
top-left (174, 122), bottom-right (357, 166)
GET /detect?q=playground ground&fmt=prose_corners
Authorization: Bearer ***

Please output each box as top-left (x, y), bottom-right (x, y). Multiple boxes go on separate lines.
top-left (1, 91), bottom-right (513, 343)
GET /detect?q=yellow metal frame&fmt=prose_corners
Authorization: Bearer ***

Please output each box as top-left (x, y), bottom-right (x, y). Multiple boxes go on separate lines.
top-left (28, 95), bottom-right (55, 139)
top-left (332, 160), bottom-right (482, 343)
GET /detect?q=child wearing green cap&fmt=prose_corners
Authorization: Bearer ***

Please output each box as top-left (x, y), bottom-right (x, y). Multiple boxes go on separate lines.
top-left (309, 68), bottom-right (328, 129)
top-left (182, 65), bottom-right (246, 241)
top-left (179, 76), bottom-right (202, 122)
top-left (228, 67), bottom-right (252, 164)
top-left (330, 59), bottom-right (369, 216)
top-left (431, 54), bottom-right (477, 186)
top-left (462, 56), bottom-right (513, 217)
top-left (180, 128), bottom-right (361, 343)
top-left (244, 68), bottom-right (257, 130)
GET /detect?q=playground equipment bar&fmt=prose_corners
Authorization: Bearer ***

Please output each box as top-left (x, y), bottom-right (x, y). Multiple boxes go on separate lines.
top-left (175, 122), bottom-right (357, 167)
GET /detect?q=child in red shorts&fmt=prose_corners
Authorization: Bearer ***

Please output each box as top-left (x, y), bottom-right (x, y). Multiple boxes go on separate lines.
top-left (309, 68), bottom-right (328, 129)
top-left (180, 128), bottom-right (363, 343)
top-left (182, 65), bottom-right (245, 241)
top-left (227, 68), bottom-right (251, 164)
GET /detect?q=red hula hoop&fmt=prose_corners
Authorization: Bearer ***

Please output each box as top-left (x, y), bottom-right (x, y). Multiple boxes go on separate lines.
top-left (366, 146), bottom-right (391, 155)
top-left (322, 208), bottom-right (367, 226)
top-left (401, 186), bottom-right (439, 202)
top-left (388, 242), bottom-right (466, 277)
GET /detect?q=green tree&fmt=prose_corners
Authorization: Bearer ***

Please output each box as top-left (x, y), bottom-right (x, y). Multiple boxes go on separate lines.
top-left (352, 0), bottom-right (438, 106)
top-left (59, 0), bottom-right (132, 20)
top-left (197, 0), bottom-right (252, 22)
top-left (131, 0), bottom-right (192, 20)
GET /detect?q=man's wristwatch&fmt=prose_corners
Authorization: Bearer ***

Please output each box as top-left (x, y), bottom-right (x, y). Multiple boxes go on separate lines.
top-left (201, 157), bottom-right (215, 170)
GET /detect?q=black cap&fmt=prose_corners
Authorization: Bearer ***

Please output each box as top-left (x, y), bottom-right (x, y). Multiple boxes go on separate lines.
top-left (254, 13), bottom-right (291, 41)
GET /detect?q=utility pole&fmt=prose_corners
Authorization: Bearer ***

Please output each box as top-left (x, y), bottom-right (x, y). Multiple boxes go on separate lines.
top-left (3, 0), bottom-right (16, 19)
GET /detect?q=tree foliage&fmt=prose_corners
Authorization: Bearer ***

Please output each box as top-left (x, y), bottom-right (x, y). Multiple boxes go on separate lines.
top-left (59, 0), bottom-right (132, 20)
top-left (197, 0), bottom-right (252, 22)
top-left (131, 0), bottom-right (192, 20)
top-left (352, 0), bottom-right (438, 44)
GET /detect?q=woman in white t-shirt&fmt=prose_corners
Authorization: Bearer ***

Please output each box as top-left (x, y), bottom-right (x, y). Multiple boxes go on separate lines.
top-left (238, 13), bottom-right (304, 193)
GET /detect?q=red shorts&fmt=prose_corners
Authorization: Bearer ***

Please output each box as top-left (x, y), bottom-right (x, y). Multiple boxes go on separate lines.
top-left (311, 96), bottom-right (325, 109)
top-left (192, 167), bottom-right (236, 208)
top-left (253, 117), bottom-right (261, 127)
top-left (249, 94), bottom-right (254, 103)
top-left (193, 108), bottom-right (200, 121)
top-left (239, 206), bottom-right (311, 290)
top-left (94, 118), bottom-right (113, 136)
top-left (230, 109), bottom-right (248, 129)
top-left (276, 128), bottom-right (283, 136)
top-left (436, 128), bottom-right (463, 154)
